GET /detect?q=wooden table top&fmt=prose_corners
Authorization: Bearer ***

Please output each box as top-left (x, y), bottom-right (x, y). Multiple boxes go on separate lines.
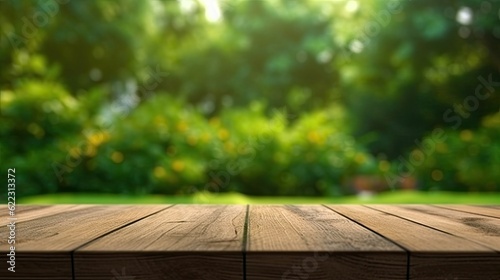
top-left (1, 204), bottom-right (499, 279)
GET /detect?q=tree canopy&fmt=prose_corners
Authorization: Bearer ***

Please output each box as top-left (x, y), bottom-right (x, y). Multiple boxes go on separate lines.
top-left (1, 0), bottom-right (499, 197)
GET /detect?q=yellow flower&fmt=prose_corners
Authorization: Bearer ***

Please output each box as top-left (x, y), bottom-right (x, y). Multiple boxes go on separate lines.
top-left (460, 130), bottom-right (473, 141)
top-left (154, 166), bottom-right (166, 179)
top-left (307, 131), bottom-right (319, 143)
top-left (307, 131), bottom-right (324, 145)
top-left (218, 129), bottom-right (229, 141)
top-left (354, 153), bottom-right (366, 164)
top-left (0, 90), bottom-right (14, 105)
top-left (87, 131), bottom-right (110, 146)
top-left (176, 121), bottom-right (188, 132)
top-left (172, 160), bottom-right (185, 172)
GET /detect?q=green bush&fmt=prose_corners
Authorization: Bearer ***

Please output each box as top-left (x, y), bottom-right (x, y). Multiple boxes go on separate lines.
top-left (203, 103), bottom-right (379, 196)
top-left (2, 88), bottom-right (386, 197)
top-left (414, 113), bottom-right (500, 192)
top-left (62, 95), bottom-right (213, 195)
top-left (57, 96), bottom-right (381, 197)
top-left (0, 79), bottom-right (83, 197)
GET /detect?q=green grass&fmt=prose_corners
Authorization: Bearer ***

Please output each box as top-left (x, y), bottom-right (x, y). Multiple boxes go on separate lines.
top-left (18, 191), bottom-right (500, 204)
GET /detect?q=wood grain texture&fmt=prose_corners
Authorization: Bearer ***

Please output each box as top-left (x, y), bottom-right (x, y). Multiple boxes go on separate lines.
top-left (434, 204), bottom-right (500, 219)
top-left (348, 205), bottom-right (500, 280)
top-left (246, 205), bottom-right (406, 280)
top-left (368, 205), bottom-right (500, 251)
top-left (75, 205), bottom-right (246, 280)
top-left (0, 205), bottom-right (93, 226)
top-left (0, 205), bottom-right (168, 251)
top-left (327, 205), bottom-right (493, 252)
top-left (0, 205), bottom-right (168, 280)
top-left (2, 204), bottom-right (499, 279)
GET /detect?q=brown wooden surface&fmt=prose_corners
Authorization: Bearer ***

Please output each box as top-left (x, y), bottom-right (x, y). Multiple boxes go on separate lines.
top-left (0, 205), bottom-right (83, 226)
top-left (75, 205), bottom-right (246, 280)
top-left (327, 205), bottom-right (499, 280)
top-left (367, 205), bottom-right (500, 251)
top-left (246, 205), bottom-right (406, 280)
top-left (1, 204), bottom-right (499, 280)
top-left (434, 204), bottom-right (500, 219)
top-left (0, 205), bottom-right (168, 280)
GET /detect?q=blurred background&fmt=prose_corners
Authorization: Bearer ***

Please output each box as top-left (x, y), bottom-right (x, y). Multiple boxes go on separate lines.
top-left (1, 0), bottom-right (499, 204)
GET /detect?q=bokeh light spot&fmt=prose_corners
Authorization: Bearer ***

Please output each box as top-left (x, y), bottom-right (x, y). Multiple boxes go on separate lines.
top-left (345, 0), bottom-right (359, 13)
top-left (456, 6), bottom-right (473, 25)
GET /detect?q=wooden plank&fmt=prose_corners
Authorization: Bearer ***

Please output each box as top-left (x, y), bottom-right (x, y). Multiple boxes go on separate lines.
top-left (408, 253), bottom-right (500, 280)
top-left (3, 204), bottom-right (499, 279)
top-left (0, 205), bottom-right (49, 224)
top-left (0, 204), bottom-right (93, 226)
top-left (1, 253), bottom-right (73, 280)
top-left (327, 205), bottom-right (499, 280)
top-left (246, 205), bottom-right (406, 280)
top-left (0, 205), bottom-right (168, 280)
top-left (327, 205), bottom-right (494, 252)
top-left (434, 204), bottom-right (500, 219)
top-left (75, 205), bottom-right (246, 280)
top-left (368, 205), bottom-right (500, 251)
top-left (484, 205), bottom-right (500, 209)
top-left (0, 205), bottom-right (168, 250)
top-left (0, 204), bottom-right (48, 217)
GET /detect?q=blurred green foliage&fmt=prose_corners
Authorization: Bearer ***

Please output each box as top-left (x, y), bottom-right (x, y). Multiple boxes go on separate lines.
top-left (1, 0), bottom-right (499, 198)
top-left (5, 89), bottom-right (378, 197)
top-left (415, 115), bottom-right (500, 192)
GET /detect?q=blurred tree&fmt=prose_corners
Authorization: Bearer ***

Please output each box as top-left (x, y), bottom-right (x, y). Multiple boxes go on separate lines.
top-left (1, 0), bottom-right (183, 93)
top-left (1, 0), bottom-right (499, 196)
top-left (39, 0), bottom-right (154, 91)
top-left (166, 0), bottom-right (341, 115)
top-left (340, 0), bottom-right (500, 158)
